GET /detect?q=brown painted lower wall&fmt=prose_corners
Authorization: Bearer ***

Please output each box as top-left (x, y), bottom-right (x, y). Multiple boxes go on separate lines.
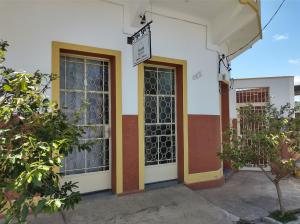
top-left (220, 82), bottom-right (230, 133)
top-left (122, 115), bottom-right (139, 193)
top-left (188, 115), bottom-right (222, 174)
top-left (186, 176), bottom-right (224, 190)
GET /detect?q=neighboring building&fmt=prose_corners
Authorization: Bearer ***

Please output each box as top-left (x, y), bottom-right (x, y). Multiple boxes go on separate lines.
top-left (0, 0), bottom-right (261, 194)
top-left (230, 76), bottom-right (295, 169)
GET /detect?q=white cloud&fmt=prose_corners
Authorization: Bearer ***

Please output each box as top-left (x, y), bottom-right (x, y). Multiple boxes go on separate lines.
top-left (272, 34), bottom-right (288, 41)
top-left (288, 58), bottom-right (300, 65)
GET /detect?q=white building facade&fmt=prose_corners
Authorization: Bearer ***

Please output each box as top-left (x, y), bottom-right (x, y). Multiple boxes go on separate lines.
top-left (0, 0), bottom-right (261, 194)
top-left (229, 76), bottom-right (295, 170)
top-left (230, 76), bottom-right (295, 120)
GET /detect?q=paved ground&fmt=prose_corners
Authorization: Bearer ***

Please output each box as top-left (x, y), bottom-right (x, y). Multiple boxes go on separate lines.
top-left (197, 171), bottom-right (300, 221)
top-left (24, 171), bottom-right (300, 224)
top-left (28, 184), bottom-right (238, 224)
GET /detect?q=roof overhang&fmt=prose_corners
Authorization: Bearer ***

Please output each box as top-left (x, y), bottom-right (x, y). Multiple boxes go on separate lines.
top-left (226, 0), bottom-right (262, 60)
top-left (119, 0), bottom-right (262, 59)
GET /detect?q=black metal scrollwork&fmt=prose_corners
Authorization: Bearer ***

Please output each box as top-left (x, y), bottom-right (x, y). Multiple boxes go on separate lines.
top-left (127, 21), bottom-right (153, 45)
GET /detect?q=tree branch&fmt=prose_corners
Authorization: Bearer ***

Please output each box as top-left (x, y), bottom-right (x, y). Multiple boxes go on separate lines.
top-left (60, 210), bottom-right (68, 224)
top-left (258, 165), bottom-right (274, 183)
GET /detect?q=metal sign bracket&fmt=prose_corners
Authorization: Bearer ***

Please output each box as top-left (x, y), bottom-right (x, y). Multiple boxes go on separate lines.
top-left (127, 21), bottom-right (153, 45)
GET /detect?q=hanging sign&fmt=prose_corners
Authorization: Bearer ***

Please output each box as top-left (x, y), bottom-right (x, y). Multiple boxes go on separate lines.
top-left (127, 21), bottom-right (152, 67)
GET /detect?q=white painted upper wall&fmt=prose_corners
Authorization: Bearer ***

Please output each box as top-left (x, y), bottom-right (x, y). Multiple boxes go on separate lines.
top-left (230, 76), bottom-right (295, 118)
top-left (0, 0), bottom-right (233, 115)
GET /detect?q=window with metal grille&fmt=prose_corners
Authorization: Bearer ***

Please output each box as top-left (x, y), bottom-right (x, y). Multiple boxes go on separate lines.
top-left (144, 66), bottom-right (176, 166)
top-left (236, 87), bottom-right (269, 103)
top-left (236, 87), bottom-right (269, 167)
top-left (60, 54), bottom-right (111, 175)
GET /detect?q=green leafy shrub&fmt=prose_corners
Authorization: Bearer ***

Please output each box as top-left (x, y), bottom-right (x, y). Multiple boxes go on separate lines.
top-left (0, 41), bottom-right (91, 223)
top-left (269, 210), bottom-right (297, 223)
top-left (219, 104), bottom-right (300, 215)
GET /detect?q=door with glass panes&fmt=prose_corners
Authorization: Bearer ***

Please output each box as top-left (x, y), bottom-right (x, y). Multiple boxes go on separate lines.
top-left (144, 65), bottom-right (177, 184)
top-left (60, 54), bottom-right (111, 193)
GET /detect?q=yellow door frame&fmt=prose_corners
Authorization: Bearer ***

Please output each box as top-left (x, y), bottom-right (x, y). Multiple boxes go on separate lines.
top-left (138, 56), bottom-right (223, 188)
top-left (51, 41), bottom-right (123, 194)
top-left (137, 56), bottom-right (188, 190)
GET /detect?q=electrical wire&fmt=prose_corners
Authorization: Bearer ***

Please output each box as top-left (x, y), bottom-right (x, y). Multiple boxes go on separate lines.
top-left (227, 0), bottom-right (287, 59)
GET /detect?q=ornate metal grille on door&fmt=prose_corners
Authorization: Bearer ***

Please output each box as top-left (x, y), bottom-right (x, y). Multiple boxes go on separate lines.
top-left (60, 54), bottom-right (110, 175)
top-left (144, 66), bottom-right (176, 166)
top-left (236, 87), bottom-right (269, 167)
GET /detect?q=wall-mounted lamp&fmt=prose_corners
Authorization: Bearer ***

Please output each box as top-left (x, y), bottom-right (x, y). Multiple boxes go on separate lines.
top-left (218, 54), bottom-right (231, 74)
top-left (140, 14), bottom-right (146, 25)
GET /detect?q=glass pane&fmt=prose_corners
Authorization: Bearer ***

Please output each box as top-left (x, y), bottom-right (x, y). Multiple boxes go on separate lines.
top-left (60, 90), bottom-right (66, 109)
top-left (86, 59), bottom-right (103, 66)
top-left (65, 148), bottom-right (85, 175)
top-left (61, 91), bottom-right (85, 124)
top-left (86, 63), bottom-right (103, 91)
top-left (86, 140), bottom-right (107, 172)
top-left (104, 139), bottom-right (109, 169)
top-left (66, 56), bottom-right (84, 63)
top-left (60, 54), bottom-right (111, 175)
top-left (172, 97), bottom-right (176, 123)
top-left (60, 56), bottom-right (65, 89)
top-left (145, 96), bottom-right (157, 124)
top-left (87, 93), bottom-right (103, 125)
top-left (159, 135), bottom-right (173, 164)
top-left (82, 126), bottom-right (105, 139)
top-left (172, 71), bottom-right (175, 95)
top-left (144, 69), bottom-right (157, 95)
top-left (159, 96), bottom-right (172, 123)
top-left (145, 124), bottom-right (172, 136)
top-left (144, 124), bottom-right (153, 137)
top-left (144, 66), bottom-right (176, 166)
top-left (104, 94), bottom-right (109, 124)
top-left (145, 137), bottom-right (158, 165)
top-left (104, 66), bottom-right (109, 91)
top-left (66, 60), bottom-right (84, 90)
top-left (60, 158), bottom-right (65, 174)
top-left (158, 70), bottom-right (173, 95)
top-left (172, 124), bottom-right (176, 135)
top-left (172, 135), bottom-right (176, 162)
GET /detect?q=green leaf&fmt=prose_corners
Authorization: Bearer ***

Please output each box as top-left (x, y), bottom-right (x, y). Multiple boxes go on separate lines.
top-left (14, 134), bottom-right (22, 140)
top-left (21, 204), bottom-right (29, 220)
top-left (27, 175), bottom-right (32, 183)
top-left (20, 79), bottom-right (27, 91)
top-left (34, 199), bottom-right (47, 215)
top-left (0, 40), bottom-right (93, 223)
top-left (39, 145), bottom-right (49, 151)
top-left (37, 172), bottom-right (42, 181)
top-left (41, 165), bottom-right (50, 171)
top-left (0, 50), bottom-right (5, 59)
top-left (3, 84), bottom-right (12, 91)
top-left (54, 200), bottom-right (62, 208)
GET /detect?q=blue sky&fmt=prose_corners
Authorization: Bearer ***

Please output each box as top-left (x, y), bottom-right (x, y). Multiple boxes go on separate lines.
top-left (231, 0), bottom-right (300, 84)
